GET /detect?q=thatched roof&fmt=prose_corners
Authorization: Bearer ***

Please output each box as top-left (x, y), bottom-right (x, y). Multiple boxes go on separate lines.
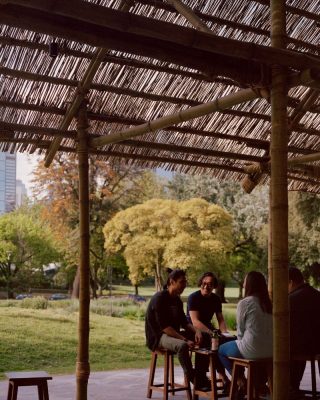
top-left (1, 0), bottom-right (320, 192)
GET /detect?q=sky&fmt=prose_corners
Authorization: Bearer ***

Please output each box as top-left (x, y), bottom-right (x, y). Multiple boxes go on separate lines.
top-left (16, 152), bottom-right (39, 194)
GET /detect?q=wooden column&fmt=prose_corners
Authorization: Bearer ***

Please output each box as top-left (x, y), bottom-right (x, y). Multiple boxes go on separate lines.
top-left (76, 102), bottom-right (91, 400)
top-left (270, 1), bottom-right (289, 399)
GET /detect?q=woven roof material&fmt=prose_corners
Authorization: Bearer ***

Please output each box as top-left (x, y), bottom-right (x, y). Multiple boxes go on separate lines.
top-left (1, 0), bottom-right (320, 192)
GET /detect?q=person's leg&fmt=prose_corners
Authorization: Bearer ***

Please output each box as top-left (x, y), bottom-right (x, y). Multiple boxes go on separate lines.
top-left (158, 334), bottom-right (194, 382)
top-left (184, 331), bottom-right (210, 386)
top-left (290, 360), bottom-right (306, 391)
top-left (218, 340), bottom-right (243, 376)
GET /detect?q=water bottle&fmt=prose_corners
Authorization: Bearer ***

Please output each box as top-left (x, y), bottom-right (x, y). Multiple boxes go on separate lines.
top-left (211, 330), bottom-right (219, 351)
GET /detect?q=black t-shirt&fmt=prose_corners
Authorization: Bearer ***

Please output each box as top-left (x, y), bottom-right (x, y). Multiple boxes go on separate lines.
top-left (186, 290), bottom-right (222, 330)
top-left (145, 290), bottom-right (189, 351)
top-left (289, 283), bottom-right (320, 355)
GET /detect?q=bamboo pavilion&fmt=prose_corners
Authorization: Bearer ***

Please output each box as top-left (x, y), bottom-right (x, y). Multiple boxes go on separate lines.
top-left (1, 1), bottom-right (320, 399)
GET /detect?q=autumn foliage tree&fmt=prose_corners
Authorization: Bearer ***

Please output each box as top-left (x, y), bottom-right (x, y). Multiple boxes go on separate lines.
top-left (32, 155), bottom-right (164, 296)
top-left (103, 198), bottom-right (234, 291)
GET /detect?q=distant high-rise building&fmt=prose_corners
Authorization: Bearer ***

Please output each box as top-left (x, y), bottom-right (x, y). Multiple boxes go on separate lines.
top-left (16, 179), bottom-right (27, 208)
top-left (0, 152), bottom-right (17, 214)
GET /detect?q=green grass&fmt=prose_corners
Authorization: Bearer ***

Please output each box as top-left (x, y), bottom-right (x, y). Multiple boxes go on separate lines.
top-left (111, 285), bottom-right (239, 300)
top-left (0, 306), bottom-right (151, 379)
top-left (0, 289), bottom-right (238, 380)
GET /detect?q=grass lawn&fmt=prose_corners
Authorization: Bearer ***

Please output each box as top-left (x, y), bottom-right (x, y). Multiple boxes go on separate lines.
top-left (111, 285), bottom-right (240, 301)
top-left (0, 306), bottom-right (150, 379)
top-left (0, 290), bottom-right (238, 380)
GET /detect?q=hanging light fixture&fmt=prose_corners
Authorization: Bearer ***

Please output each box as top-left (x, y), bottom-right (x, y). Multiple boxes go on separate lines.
top-left (49, 41), bottom-right (58, 57)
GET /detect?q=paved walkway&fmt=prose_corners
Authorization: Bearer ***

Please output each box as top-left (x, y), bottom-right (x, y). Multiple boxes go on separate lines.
top-left (0, 363), bottom-right (317, 399)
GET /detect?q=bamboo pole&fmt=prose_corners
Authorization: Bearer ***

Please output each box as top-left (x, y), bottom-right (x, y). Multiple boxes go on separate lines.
top-left (270, 0), bottom-right (289, 399)
top-left (288, 152), bottom-right (320, 164)
top-left (91, 88), bottom-right (264, 148)
top-left (76, 102), bottom-right (91, 400)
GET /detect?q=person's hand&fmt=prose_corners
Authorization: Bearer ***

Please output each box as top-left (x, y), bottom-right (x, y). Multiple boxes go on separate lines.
top-left (194, 329), bottom-right (202, 345)
top-left (186, 339), bottom-right (195, 348)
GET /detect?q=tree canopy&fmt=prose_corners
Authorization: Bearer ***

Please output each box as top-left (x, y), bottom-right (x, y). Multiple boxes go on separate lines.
top-left (103, 198), bottom-right (234, 290)
top-left (0, 207), bottom-right (60, 297)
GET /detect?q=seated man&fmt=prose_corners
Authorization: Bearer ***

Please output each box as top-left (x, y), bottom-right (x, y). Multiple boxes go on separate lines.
top-left (289, 267), bottom-right (320, 395)
top-left (187, 271), bottom-right (231, 392)
top-left (145, 269), bottom-right (210, 390)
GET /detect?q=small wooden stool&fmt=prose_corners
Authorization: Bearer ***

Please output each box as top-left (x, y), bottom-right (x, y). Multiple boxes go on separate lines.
top-left (146, 349), bottom-right (192, 400)
top-left (6, 371), bottom-right (52, 400)
top-left (229, 357), bottom-right (272, 400)
top-left (292, 354), bottom-right (320, 399)
top-left (192, 348), bottom-right (224, 400)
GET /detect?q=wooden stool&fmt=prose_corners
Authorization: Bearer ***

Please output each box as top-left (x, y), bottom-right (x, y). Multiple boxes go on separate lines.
top-left (5, 371), bottom-right (52, 400)
top-left (146, 349), bottom-right (192, 400)
top-left (192, 348), bottom-right (224, 400)
top-left (229, 357), bottom-right (272, 400)
top-left (292, 354), bottom-right (320, 399)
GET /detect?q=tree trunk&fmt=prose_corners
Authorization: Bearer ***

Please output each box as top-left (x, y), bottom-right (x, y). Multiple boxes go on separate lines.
top-left (238, 282), bottom-right (243, 300)
top-left (90, 267), bottom-right (97, 299)
top-left (215, 279), bottom-right (227, 303)
top-left (134, 284), bottom-right (139, 295)
top-left (155, 252), bottom-right (162, 291)
top-left (72, 267), bottom-right (80, 299)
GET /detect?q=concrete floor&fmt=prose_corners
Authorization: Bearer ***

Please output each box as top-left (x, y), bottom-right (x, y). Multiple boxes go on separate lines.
top-left (0, 363), bottom-right (317, 400)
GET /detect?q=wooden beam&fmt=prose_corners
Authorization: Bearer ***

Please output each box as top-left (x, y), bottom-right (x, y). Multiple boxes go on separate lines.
top-left (91, 88), bottom-right (262, 148)
top-left (0, 120), bottom-right (75, 137)
top-left (288, 152), bottom-right (320, 164)
top-left (0, 34), bottom-right (238, 86)
top-left (140, 0), bottom-right (320, 55)
top-left (118, 139), bottom-right (268, 163)
top-left (0, 66), bottom-right (203, 107)
top-left (0, 102), bottom-right (314, 156)
top-left (254, 0), bottom-right (320, 25)
top-left (3, 0), bottom-right (318, 71)
top-left (2, 1), bottom-right (320, 78)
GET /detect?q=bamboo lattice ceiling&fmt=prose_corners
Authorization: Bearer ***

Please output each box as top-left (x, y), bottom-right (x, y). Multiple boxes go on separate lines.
top-left (0, 0), bottom-right (320, 192)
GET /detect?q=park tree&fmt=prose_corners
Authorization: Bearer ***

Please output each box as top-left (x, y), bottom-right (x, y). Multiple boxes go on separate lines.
top-left (168, 174), bottom-right (269, 298)
top-left (0, 208), bottom-right (60, 298)
top-left (103, 198), bottom-right (234, 291)
top-left (32, 155), bottom-right (165, 296)
top-left (288, 192), bottom-right (320, 286)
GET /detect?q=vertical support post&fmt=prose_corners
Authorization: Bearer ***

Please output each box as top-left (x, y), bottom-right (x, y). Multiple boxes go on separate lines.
top-left (270, 1), bottom-right (289, 399)
top-left (76, 101), bottom-right (91, 400)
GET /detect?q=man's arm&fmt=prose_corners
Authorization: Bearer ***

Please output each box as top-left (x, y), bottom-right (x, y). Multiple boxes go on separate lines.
top-left (216, 312), bottom-right (228, 333)
top-left (189, 310), bottom-right (212, 334)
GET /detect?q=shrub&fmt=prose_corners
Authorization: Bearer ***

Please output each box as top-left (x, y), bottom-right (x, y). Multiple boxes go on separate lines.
top-left (20, 296), bottom-right (48, 309)
top-left (223, 310), bottom-right (237, 331)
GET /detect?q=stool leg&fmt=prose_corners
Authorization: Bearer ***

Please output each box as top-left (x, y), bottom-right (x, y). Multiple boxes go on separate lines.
top-left (247, 365), bottom-right (253, 400)
top-left (169, 352), bottom-right (175, 394)
top-left (208, 354), bottom-right (217, 400)
top-left (7, 382), bottom-right (13, 400)
top-left (163, 352), bottom-right (170, 400)
top-left (229, 364), bottom-right (240, 400)
top-left (43, 382), bottom-right (49, 400)
top-left (311, 359), bottom-right (316, 400)
top-left (38, 384), bottom-right (44, 400)
top-left (147, 352), bottom-right (157, 398)
top-left (11, 383), bottom-right (18, 400)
